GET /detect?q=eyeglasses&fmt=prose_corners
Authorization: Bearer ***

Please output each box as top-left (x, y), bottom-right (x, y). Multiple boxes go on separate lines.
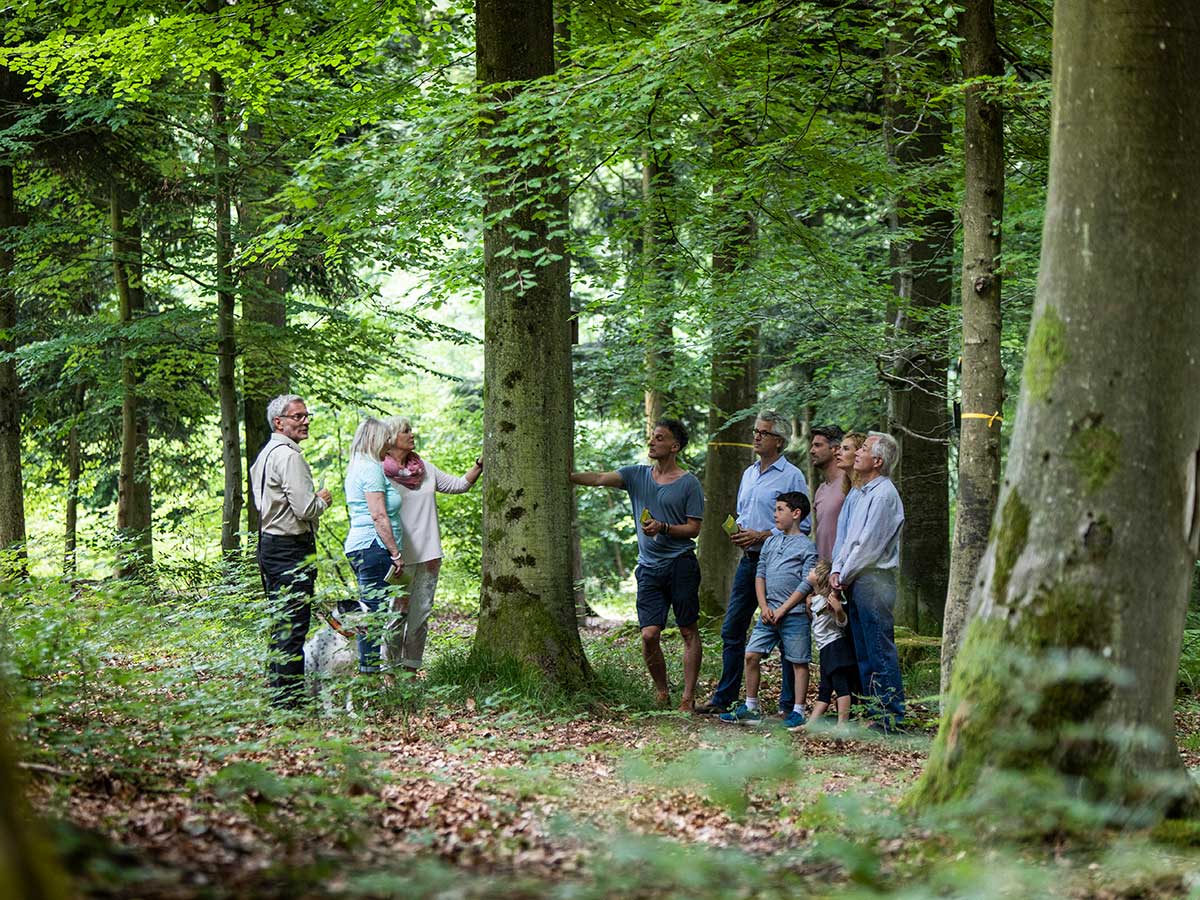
top-left (278, 413), bottom-right (313, 423)
top-left (751, 428), bottom-right (781, 439)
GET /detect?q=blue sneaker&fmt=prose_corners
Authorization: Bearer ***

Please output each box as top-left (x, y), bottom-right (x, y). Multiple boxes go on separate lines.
top-left (719, 704), bottom-right (764, 726)
top-left (780, 710), bottom-right (806, 730)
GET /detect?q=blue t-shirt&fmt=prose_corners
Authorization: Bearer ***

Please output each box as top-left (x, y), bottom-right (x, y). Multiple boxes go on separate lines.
top-left (343, 457), bottom-right (403, 553)
top-left (755, 532), bottom-right (819, 610)
top-left (618, 464), bottom-right (705, 569)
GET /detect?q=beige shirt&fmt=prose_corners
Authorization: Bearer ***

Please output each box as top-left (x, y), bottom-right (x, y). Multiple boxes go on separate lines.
top-left (250, 434), bottom-right (329, 536)
top-left (398, 461), bottom-right (473, 564)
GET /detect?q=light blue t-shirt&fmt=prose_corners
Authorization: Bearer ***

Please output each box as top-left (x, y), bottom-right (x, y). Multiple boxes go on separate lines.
top-left (343, 457), bottom-right (403, 553)
top-left (618, 464), bottom-right (705, 569)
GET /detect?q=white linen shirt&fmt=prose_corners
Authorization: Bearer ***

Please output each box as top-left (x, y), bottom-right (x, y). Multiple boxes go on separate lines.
top-left (398, 461), bottom-right (473, 564)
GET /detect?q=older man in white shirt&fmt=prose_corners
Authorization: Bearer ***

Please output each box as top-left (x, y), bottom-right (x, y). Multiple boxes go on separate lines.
top-left (250, 394), bottom-right (332, 708)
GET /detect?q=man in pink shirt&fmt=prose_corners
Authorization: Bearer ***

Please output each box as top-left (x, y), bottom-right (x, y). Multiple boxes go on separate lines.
top-left (809, 425), bottom-right (847, 561)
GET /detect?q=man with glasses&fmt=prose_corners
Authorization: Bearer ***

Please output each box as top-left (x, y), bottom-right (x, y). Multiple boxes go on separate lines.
top-left (696, 410), bottom-right (811, 725)
top-left (250, 394), bottom-right (333, 708)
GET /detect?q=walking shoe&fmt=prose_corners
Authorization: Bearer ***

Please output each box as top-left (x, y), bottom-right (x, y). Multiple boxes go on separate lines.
top-left (780, 710), bottom-right (806, 730)
top-left (719, 704), bottom-right (764, 725)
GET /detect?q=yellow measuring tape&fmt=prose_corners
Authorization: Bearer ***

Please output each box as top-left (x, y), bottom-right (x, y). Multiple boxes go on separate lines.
top-left (961, 412), bottom-right (1003, 428)
top-left (707, 442), bottom-right (755, 449)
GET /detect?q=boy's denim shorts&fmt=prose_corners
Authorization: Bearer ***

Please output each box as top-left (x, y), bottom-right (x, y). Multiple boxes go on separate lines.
top-left (746, 606), bottom-right (812, 664)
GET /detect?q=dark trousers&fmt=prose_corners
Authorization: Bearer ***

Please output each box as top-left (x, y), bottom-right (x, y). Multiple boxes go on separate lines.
top-left (258, 532), bottom-right (317, 708)
top-left (710, 553), bottom-right (796, 711)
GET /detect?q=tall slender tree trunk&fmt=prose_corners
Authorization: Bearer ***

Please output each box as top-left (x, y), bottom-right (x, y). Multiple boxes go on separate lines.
top-left (642, 148), bottom-right (674, 432)
top-left (942, 0), bottom-right (1005, 694)
top-left (912, 0), bottom-right (1200, 818)
top-left (111, 182), bottom-right (153, 577)
top-left (884, 35), bottom-right (952, 636)
top-left (472, 0), bottom-right (590, 688)
top-left (64, 382), bottom-right (85, 577)
top-left (697, 202), bottom-right (758, 621)
top-left (211, 66), bottom-right (243, 556)
top-left (237, 119), bottom-right (288, 533)
top-left (0, 163), bottom-right (26, 566)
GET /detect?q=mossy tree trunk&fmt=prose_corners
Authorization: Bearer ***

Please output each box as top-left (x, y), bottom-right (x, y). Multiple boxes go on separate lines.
top-left (210, 63), bottom-right (243, 557)
top-left (0, 720), bottom-right (66, 899)
top-left (472, 0), bottom-right (591, 689)
top-left (642, 148), bottom-right (675, 433)
top-left (0, 162), bottom-right (26, 566)
top-left (111, 181), bottom-right (153, 578)
top-left (912, 0), bottom-right (1200, 816)
top-left (697, 202), bottom-right (758, 622)
top-left (942, 0), bottom-right (1005, 694)
top-left (884, 28), bottom-right (952, 636)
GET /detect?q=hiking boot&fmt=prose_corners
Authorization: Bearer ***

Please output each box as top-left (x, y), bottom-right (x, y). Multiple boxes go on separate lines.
top-left (694, 700), bottom-right (728, 715)
top-left (719, 704), bottom-right (764, 725)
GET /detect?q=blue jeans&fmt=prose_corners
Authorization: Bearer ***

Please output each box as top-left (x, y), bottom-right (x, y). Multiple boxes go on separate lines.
top-left (709, 554), bottom-right (796, 711)
top-left (346, 540), bottom-right (392, 673)
top-left (846, 569), bottom-right (905, 726)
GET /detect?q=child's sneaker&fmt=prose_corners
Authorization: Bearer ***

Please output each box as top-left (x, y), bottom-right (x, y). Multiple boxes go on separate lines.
top-left (719, 704), bottom-right (764, 726)
top-left (781, 709), bottom-right (806, 730)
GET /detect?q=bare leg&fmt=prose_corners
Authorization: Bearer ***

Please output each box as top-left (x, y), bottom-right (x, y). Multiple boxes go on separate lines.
top-left (793, 662), bottom-right (810, 712)
top-left (678, 625), bottom-right (701, 711)
top-left (835, 692), bottom-right (851, 725)
top-left (744, 652), bottom-right (763, 700)
top-left (809, 700), bottom-right (829, 723)
top-left (641, 626), bottom-right (670, 704)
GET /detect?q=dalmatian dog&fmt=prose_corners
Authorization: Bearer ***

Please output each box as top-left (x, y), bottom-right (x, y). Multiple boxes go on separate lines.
top-left (303, 601), bottom-right (405, 714)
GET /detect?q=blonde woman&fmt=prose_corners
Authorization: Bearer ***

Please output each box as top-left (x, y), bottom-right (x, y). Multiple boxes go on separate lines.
top-left (382, 417), bottom-right (481, 672)
top-left (342, 416), bottom-right (405, 674)
top-left (830, 431), bottom-right (867, 564)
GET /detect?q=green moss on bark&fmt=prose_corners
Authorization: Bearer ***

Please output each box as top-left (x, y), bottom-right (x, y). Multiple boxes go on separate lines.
top-left (1025, 308), bottom-right (1067, 401)
top-left (1066, 422), bottom-right (1121, 493)
top-left (991, 490), bottom-right (1029, 607)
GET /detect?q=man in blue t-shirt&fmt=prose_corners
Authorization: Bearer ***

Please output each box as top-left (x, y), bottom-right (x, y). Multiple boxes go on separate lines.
top-left (571, 418), bottom-right (705, 711)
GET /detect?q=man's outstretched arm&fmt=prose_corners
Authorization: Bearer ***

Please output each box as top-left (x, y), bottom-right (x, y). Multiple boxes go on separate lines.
top-left (570, 471), bottom-right (625, 488)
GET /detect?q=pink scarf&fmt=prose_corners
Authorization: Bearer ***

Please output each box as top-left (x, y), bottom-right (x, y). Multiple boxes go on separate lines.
top-left (383, 453), bottom-right (426, 489)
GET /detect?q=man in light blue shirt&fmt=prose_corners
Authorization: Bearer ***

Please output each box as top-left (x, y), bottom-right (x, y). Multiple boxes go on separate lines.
top-left (831, 431), bottom-right (906, 731)
top-left (696, 410), bottom-right (810, 716)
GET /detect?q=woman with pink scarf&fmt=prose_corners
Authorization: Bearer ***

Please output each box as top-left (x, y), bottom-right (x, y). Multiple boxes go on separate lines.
top-left (382, 416), bottom-right (482, 672)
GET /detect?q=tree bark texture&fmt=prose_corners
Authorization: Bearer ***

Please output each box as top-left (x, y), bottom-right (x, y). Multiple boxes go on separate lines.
top-left (237, 118), bottom-right (289, 534)
top-left (473, 0), bottom-right (591, 689)
top-left (0, 164), bottom-right (26, 561)
top-left (697, 207), bottom-right (758, 621)
top-left (111, 182), bottom-right (153, 576)
top-left (211, 68), bottom-right (243, 556)
top-left (884, 38), bottom-right (952, 636)
top-left (913, 0), bottom-right (1200, 816)
top-left (942, 0), bottom-right (1005, 695)
top-left (642, 149), bottom-right (674, 433)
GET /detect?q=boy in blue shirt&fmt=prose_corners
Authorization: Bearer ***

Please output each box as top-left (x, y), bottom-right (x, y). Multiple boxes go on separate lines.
top-left (720, 491), bottom-right (818, 728)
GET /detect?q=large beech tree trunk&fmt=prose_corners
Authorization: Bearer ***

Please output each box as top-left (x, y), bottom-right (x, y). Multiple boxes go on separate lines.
top-left (111, 182), bottom-right (153, 577)
top-left (211, 66), bottom-right (243, 556)
top-left (472, 0), bottom-right (590, 688)
top-left (942, 0), bottom-right (1005, 694)
top-left (884, 36), bottom-right (952, 636)
top-left (237, 118), bottom-right (289, 534)
top-left (912, 0), bottom-right (1200, 816)
top-left (0, 163), bottom-right (26, 563)
top-left (642, 149), bottom-right (674, 433)
top-left (697, 206), bottom-right (758, 621)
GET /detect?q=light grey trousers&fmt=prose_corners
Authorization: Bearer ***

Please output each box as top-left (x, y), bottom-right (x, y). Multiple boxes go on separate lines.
top-left (386, 560), bottom-right (439, 669)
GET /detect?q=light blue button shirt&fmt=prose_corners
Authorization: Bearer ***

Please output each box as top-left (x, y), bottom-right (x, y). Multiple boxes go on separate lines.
top-left (831, 476), bottom-right (904, 584)
top-left (831, 486), bottom-right (862, 563)
top-left (735, 455), bottom-right (810, 543)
